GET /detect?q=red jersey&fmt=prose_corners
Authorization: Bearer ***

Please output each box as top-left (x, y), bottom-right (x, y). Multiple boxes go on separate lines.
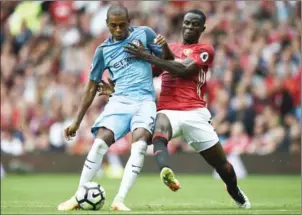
top-left (157, 43), bottom-right (215, 111)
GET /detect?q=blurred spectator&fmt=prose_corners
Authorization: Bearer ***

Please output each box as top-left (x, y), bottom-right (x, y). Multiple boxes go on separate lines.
top-left (223, 122), bottom-right (251, 154)
top-left (1, 129), bottom-right (24, 156)
top-left (1, 1), bottom-right (301, 157)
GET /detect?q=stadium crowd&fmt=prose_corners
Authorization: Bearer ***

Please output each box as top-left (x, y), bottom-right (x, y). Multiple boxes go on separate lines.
top-left (1, 1), bottom-right (301, 158)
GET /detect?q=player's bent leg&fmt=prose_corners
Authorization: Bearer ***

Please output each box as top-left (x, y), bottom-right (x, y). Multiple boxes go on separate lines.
top-left (153, 113), bottom-right (172, 170)
top-left (153, 113), bottom-right (181, 192)
top-left (199, 142), bottom-right (251, 209)
top-left (58, 128), bottom-right (114, 211)
top-left (111, 128), bottom-right (149, 211)
top-left (77, 128), bottom-right (113, 187)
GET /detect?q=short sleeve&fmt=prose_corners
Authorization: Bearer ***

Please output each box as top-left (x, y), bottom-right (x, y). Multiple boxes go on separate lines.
top-left (89, 47), bottom-right (105, 82)
top-left (189, 45), bottom-right (215, 68)
top-left (142, 26), bottom-right (162, 57)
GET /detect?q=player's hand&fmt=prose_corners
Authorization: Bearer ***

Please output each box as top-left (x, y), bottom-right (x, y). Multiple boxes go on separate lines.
top-left (123, 40), bottom-right (149, 59)
top-left (97, 79), bottom-right (115, 96)
top-left (64, 123), bottom-right (79, 141)
top-left (154, 34), bottom-right (167, 46)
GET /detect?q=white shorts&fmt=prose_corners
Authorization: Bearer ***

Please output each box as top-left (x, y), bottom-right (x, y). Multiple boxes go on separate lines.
top-left (158, 108), bottom-right (219, 152)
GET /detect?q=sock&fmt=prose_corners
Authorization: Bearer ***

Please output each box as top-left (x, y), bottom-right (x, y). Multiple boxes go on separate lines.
top-left (216, 161), bottom-right (238, 191)
top-left (153, 134), bottom-right (169, 170)
top-left (78, 139), bottom-right (109, 188)
top-left (114, 140), bottom-right (147, 202)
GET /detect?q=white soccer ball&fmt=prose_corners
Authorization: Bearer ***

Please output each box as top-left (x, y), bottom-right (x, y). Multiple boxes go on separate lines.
top-left (76, 181), bottom-right (106, 210)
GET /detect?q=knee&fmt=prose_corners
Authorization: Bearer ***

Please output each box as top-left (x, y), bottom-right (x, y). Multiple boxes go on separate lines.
top-left (131, 140), bottom-right (147, 156)
top-left (153, 114), bottom-right (172, 139)
top-left (96, 127), bottom-right (114, 146)
top-left (132, 128), bottom-right (151, 143)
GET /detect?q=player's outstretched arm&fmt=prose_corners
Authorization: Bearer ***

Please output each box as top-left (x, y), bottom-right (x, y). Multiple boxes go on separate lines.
top-left (148, 56), bottom-right (198, 78)
top-left (64, 80), bottom-right (98, 140)
top-left (154, 34), bottom-right (174, 60)
top-left (124, 42), bottom-right (198, 78)
top-left (73, 80), bottom-right (98, 126)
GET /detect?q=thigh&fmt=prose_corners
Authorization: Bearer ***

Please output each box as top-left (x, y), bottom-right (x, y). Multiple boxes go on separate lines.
top-left (182, 108), bottom-right (219, 152)
top-left (157, 110), bottom-right (182, 139)
top-left (91, 99), bottom-right (132, 142)
top-left (131, 100), bottom-right (156, 136)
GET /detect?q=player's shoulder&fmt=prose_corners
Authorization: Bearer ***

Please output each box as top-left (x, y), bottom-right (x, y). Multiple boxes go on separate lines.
top-left (93, 45), bottom-right (104, 57)
top-left (134, 26), bottom-right (156, 34)
top-left (97, 38), bottom-right (111, 49)
top-left (194, 43), bottom-right (215, 53)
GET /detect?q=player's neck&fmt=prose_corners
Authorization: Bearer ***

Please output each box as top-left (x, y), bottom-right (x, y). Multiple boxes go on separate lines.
top-left (182, 39), bottom-right (198, 45)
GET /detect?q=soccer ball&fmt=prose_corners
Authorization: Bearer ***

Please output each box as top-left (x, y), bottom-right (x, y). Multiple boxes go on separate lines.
top-left (76, 181), bottom-right (106, 210)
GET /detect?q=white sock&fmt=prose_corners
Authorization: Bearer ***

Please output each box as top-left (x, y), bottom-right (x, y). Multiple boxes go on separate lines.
top-left (78, 139), bottom-right (108, 188)
top-left (113, 140), bottom-right (147, 203)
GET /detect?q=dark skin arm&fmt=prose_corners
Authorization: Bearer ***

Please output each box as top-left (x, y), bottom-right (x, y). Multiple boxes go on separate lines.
top-left (96, 36), bottom-right (175, 96)
top-left (124, 42), bottom-right (199, 78)
top-left (64, 80), bottom-right (98, 140)
top-left (161, 43), bottom-right (175, 60)
top-left (154, 34), bottom-right (174, 60)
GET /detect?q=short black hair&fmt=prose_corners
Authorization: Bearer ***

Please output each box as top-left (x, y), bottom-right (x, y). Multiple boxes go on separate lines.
top-left (185, 9), bottom-right (206, 24)
top-left (107, 4), bottom-right (129, 20)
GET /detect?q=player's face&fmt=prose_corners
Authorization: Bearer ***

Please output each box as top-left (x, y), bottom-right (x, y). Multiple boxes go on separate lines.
top-left (182, 13), bottom-right (205, 44)
top-left (107, 15), bottom-right (130, 41)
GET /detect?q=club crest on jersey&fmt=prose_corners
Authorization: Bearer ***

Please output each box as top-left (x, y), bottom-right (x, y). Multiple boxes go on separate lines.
top-left (132, 40), bottom-right (140, 46)
top-left (183, 49), bottom-right (193, 56)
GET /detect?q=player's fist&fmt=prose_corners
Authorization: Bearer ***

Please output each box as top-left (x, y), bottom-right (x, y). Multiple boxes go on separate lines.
top-left (64, 123), bottom-right (79, 141)
top-left (97, 79), bottom-right (115, 96)
top-left (154, 34), bottom-right (167, 46)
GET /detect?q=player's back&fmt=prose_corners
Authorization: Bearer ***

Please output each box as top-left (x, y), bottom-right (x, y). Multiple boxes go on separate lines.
top-left (157, 42), bottom-right (214, 111)
top-left (99, 26), bottom-right (161, 102)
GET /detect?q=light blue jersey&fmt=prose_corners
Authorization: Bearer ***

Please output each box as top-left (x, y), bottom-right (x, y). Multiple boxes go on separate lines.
top-left (90, 26), bottom-right (162, 141)
top-left (89, 26), bottom-right (162, 101)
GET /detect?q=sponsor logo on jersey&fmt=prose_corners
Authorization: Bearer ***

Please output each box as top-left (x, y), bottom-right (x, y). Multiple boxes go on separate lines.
top-left (132, 40), bottom-right (140, 46)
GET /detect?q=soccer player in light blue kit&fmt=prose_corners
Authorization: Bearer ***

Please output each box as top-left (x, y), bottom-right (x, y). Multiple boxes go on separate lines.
top-left (58, 5), bottom-right (165, 211)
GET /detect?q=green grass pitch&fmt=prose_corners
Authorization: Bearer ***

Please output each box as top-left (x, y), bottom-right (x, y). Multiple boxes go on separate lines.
top-left (1, 174), bottom-right (301, 214)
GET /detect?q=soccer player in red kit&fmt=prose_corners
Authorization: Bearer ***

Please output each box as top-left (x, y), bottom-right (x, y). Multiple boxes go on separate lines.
top-left (123, 9), bottom-right (251, 209)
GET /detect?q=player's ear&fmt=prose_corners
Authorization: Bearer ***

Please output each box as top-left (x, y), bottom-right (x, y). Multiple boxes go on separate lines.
top-left (202, 26), bottom-right (206, 33)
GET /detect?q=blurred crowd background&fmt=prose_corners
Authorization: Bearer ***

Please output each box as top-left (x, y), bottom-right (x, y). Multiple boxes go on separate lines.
top-left (1, 1), bottom-right (301, 159)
